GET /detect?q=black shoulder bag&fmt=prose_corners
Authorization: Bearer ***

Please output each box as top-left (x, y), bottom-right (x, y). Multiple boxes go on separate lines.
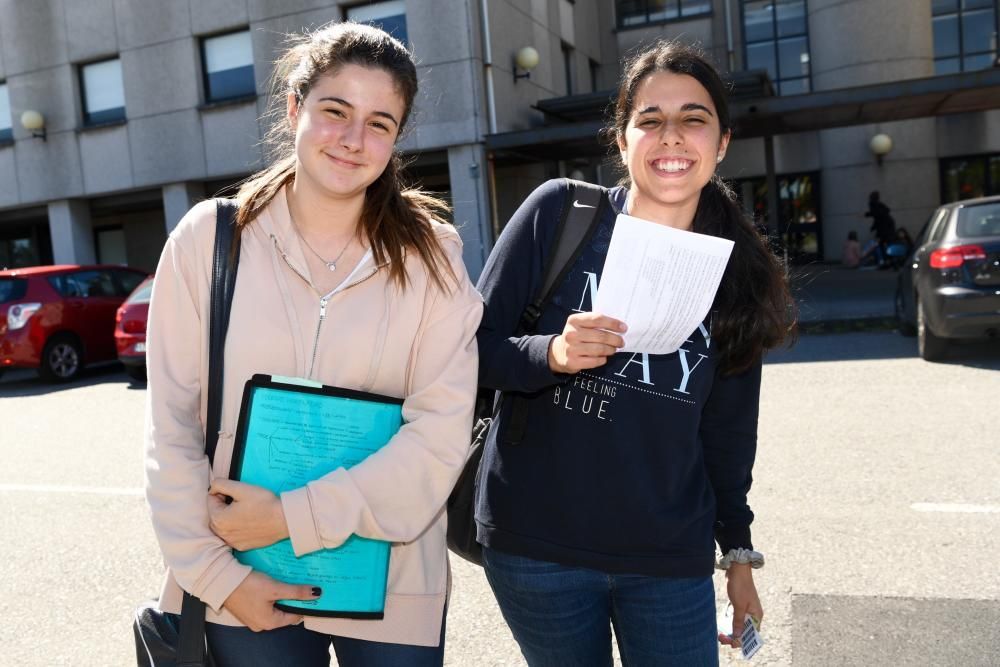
top-left (133, 199), bottom-right (242, 667)
top-left (446, 179), bottom-right (607, 566)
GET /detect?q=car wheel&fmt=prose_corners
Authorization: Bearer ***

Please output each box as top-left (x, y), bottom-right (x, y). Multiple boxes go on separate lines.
top-left (917, 300), bottom-right (948, 361)
top-left (895, 287), bottom-right (916, 337)
top-left (39, 335), bottom-right (83, 382)
top-left (124, 365), bottom-right (147, 383)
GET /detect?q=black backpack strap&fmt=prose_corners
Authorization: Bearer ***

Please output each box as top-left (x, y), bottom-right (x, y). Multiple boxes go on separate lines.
top-left (177, 198), bottom-right (242, 667)
top-left (204, 199), bottom-right (241, 465)
top-left (503, 179), bottom-right (607, 445)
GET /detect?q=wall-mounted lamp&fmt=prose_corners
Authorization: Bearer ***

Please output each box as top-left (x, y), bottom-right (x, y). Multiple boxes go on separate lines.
top-left (513, 46), bottom-right (540, 83)
top-left (869, 133), bottom-right (892, 166)
top-left (20, 110), bottom-right (46, 141)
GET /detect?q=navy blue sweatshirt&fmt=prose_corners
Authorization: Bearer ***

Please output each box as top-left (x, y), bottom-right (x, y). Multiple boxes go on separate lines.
top-left (474, 179), bottom-right (760, 577)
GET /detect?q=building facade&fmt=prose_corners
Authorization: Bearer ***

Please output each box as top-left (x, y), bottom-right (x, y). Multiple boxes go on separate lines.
top-left (1, 0), bottom-right (998, 277)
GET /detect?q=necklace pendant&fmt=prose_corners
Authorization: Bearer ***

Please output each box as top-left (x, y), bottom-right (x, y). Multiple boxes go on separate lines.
top-left (326, 262), bottom-right (337, 271)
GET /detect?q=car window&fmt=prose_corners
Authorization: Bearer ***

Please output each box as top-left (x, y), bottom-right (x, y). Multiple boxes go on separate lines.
top-left (0, 278), bottom-right (28, 304)
top-left (48, 270), bottom-right (117, 298)
top-left (926, 210), bottom-right (950, 244)
top-left (957, 202), bottom-right (1000, 238)
top-left (114, 270), bottom-right (146, 297)
top-left (124, 278), bottom-right (154, 304)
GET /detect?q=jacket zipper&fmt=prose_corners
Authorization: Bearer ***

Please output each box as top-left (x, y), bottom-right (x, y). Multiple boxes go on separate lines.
top-left (305, 268), bottom-right (379, 379)
top-left (272, 238), bottom-right (380, 379)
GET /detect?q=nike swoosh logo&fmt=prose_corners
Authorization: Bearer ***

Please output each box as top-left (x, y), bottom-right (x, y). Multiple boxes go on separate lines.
top-left (572, 200), bottom-right (595, 208)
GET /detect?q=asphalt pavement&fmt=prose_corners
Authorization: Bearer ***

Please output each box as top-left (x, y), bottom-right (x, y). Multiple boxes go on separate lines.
top-left (0, 296), bottom-right (998, 665)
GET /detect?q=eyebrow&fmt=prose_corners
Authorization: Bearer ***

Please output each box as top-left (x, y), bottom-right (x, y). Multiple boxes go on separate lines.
top-left (636, 103), bottom-right (714, 116)
top-left (318, 96), bottom-right (400, 127)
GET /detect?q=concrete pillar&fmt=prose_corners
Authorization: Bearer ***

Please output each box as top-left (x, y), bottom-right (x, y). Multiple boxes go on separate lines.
top-left (162, 182), bottom-right (205, 234)
top-left (47, 200), bottom-right (95, 265)
top-left (809, 0), bottom-right (937, 260)
top-left (447, 143), bottom-right (493, 281)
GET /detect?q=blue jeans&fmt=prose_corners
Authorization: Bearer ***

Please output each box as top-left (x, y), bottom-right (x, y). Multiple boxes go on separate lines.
top-left (483, 547), bottom-right (718, 667)
top-left (205, 614), bottom-right (446, 667)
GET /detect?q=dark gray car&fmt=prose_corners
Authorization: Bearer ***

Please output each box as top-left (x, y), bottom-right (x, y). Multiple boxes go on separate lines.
top-left (896, 196), bottom-right (1000, 360)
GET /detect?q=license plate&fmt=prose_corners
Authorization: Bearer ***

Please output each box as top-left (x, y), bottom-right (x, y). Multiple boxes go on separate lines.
top-left (133, 342), bottom-right (146, 353)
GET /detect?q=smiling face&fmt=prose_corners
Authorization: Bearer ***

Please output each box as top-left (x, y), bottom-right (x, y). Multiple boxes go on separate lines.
top-left (287, 63), bottom-right (406, 204)
top-left (618, 71), bottom-right (730, 229)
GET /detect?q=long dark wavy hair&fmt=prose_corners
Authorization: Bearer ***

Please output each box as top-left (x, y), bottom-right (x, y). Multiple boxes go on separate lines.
top-left (609, 40), bottom-right (796, 374)
top-left (235, 22), bottom-right (454, 291)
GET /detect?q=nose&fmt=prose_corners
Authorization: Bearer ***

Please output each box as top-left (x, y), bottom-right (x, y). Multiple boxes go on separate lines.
top-left (660, 120), bottom-right (683, 146)
top-left (340, 119), bottom-right (364, 152)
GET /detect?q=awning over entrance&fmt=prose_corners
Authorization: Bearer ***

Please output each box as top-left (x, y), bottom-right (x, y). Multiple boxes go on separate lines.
top-left (485, 68), bottom-right (1000, 162)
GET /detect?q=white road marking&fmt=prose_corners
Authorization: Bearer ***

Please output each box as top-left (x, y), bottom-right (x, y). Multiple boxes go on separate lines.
top-left (911, 502), bottom-right (1000, 514)
top-left (0, 483), bottom-right (143, 496)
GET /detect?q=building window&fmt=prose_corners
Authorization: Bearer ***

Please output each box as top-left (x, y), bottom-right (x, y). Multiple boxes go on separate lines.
top-left (562, 43), bottom-right (575, 95)
top-left (202, 30), bottom-right (256, 103)
top-left (80, 58), bottom-right (126, 126)
top-left (0, 82), bottom-right (12, 142)
top-left (346, 1), bottom-right (408, 44)
top-left (941, 154), bottom-right (1000, 202)
top-left (617, 0), bottom-right (712, 27)
top-left (734, 171), bottom-right (821, 262)
top-left (932, 0), bottom-right (999, 75)
top-left (742, 0), bottom-right (811, 95)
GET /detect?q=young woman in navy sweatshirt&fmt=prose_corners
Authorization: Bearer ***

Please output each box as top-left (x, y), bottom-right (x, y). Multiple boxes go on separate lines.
top-left (474, 41), bottom-right (795, 665)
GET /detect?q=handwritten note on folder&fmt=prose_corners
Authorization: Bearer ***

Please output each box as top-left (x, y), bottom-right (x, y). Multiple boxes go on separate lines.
top-left (229, 374), bottom-right (403, 618)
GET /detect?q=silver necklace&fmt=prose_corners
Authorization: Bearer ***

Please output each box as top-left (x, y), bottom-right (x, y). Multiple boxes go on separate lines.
top-left (291, 216), bottom-right (352, 272)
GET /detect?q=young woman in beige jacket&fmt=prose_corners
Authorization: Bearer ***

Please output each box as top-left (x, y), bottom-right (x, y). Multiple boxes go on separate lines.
top-left (144, 23), bottom-right (482, 666)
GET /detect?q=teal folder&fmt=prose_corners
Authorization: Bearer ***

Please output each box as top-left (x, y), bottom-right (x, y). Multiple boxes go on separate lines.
top-left (229, 373), bottom-right (403, 618)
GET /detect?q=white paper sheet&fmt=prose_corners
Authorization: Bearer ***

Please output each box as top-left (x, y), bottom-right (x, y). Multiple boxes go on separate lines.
top-left (593, 214), bottom-right (734, 355)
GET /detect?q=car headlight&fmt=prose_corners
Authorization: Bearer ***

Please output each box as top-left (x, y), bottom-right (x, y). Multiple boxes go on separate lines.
top-left (7, 303), bottom-right (42, 330)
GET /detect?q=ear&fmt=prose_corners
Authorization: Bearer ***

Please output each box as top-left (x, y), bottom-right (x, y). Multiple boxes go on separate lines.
top-left (617, 133), bottom-right (627, 163)
top-left (286, 92), bottom-right (299, 130)
top-left (716, 130), bottom-right (732, 163)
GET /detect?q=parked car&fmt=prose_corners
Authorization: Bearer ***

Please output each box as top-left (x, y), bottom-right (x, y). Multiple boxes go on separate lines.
top-left (115, 275), bottom-right (153, 382)
top-left (0, 264), bottom-right (149, 381)
top-left (896, 195), bottom-right (1000, 360)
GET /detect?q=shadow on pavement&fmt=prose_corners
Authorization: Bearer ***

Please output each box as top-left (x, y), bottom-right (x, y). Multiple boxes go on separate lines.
top-left (766, 330), bottom-right (1000, 368)
top-left (0, 363), bottom-right (142, 398)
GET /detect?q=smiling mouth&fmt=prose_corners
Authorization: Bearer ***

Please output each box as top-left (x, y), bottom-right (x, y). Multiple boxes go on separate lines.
top-left (324, 152), bottom-right (363, 168)
top-left (651, 158), bottom-right (694, 174)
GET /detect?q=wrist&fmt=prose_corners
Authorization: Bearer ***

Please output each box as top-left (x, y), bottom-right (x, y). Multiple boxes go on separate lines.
top-left (547, 335), bottom-right (564, 373)
top-left (716, 547), bottom-right (765, 571)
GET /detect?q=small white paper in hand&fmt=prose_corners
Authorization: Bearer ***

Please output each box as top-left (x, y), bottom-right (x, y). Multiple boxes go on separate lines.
top-left (593, 214), bottom-right (734, 355)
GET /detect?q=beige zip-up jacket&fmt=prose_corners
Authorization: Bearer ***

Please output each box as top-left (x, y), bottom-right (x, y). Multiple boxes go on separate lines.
top-left (144, 187), bottom-right (482, 646)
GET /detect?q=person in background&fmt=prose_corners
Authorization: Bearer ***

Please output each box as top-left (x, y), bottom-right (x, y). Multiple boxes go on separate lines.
top-left (865, 190), bottom-right (896, 260)
top-left (843, 231), bottom-right (862, 268)
top-left (474, 40), bottom-right (795, 665)
top-left (144, 22), bottom-right (482, 667)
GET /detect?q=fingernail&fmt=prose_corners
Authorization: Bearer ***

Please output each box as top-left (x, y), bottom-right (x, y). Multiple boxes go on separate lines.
top-left (311, 587), bottom-right (322, 597)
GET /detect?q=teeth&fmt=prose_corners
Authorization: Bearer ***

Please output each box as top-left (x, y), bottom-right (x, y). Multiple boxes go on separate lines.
top-left (655, 159), bottom-right (691, 173)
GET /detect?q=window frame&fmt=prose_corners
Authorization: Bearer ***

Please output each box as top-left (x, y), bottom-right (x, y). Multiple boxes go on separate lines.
top-left (614, 0), bottom-right (713, 30)
top-left (199, 28), bottom-right (257, 105)
top-left (0, 81), bottom-right (12, 143)
top-left (78, 57), bottom-right (127, 128)
top-left (931, 0), bottom-right (1000, 75)
top-left (343, 0), bottom-right (409, 44)
top-left (740, 0), bottom-right (812, 96)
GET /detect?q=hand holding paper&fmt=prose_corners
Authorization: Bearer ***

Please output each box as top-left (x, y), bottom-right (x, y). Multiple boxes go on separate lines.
top-left (548, 312), bottom-right (627, 374)
top-left (593, 214), bottom-right (734, 355)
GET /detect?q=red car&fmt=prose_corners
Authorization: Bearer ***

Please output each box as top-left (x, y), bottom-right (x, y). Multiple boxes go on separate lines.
top-left (0, 265), bottom-right (149, 382)
top-left (115, 275), bottom-right (153, 382)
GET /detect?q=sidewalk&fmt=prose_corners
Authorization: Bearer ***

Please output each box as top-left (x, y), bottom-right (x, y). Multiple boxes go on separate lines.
top-left (789, 263), bottom-right (899, 327)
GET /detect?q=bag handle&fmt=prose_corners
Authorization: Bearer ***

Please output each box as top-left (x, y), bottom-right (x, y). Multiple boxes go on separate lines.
top-left (177, 198), bottom-right (242, 666)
